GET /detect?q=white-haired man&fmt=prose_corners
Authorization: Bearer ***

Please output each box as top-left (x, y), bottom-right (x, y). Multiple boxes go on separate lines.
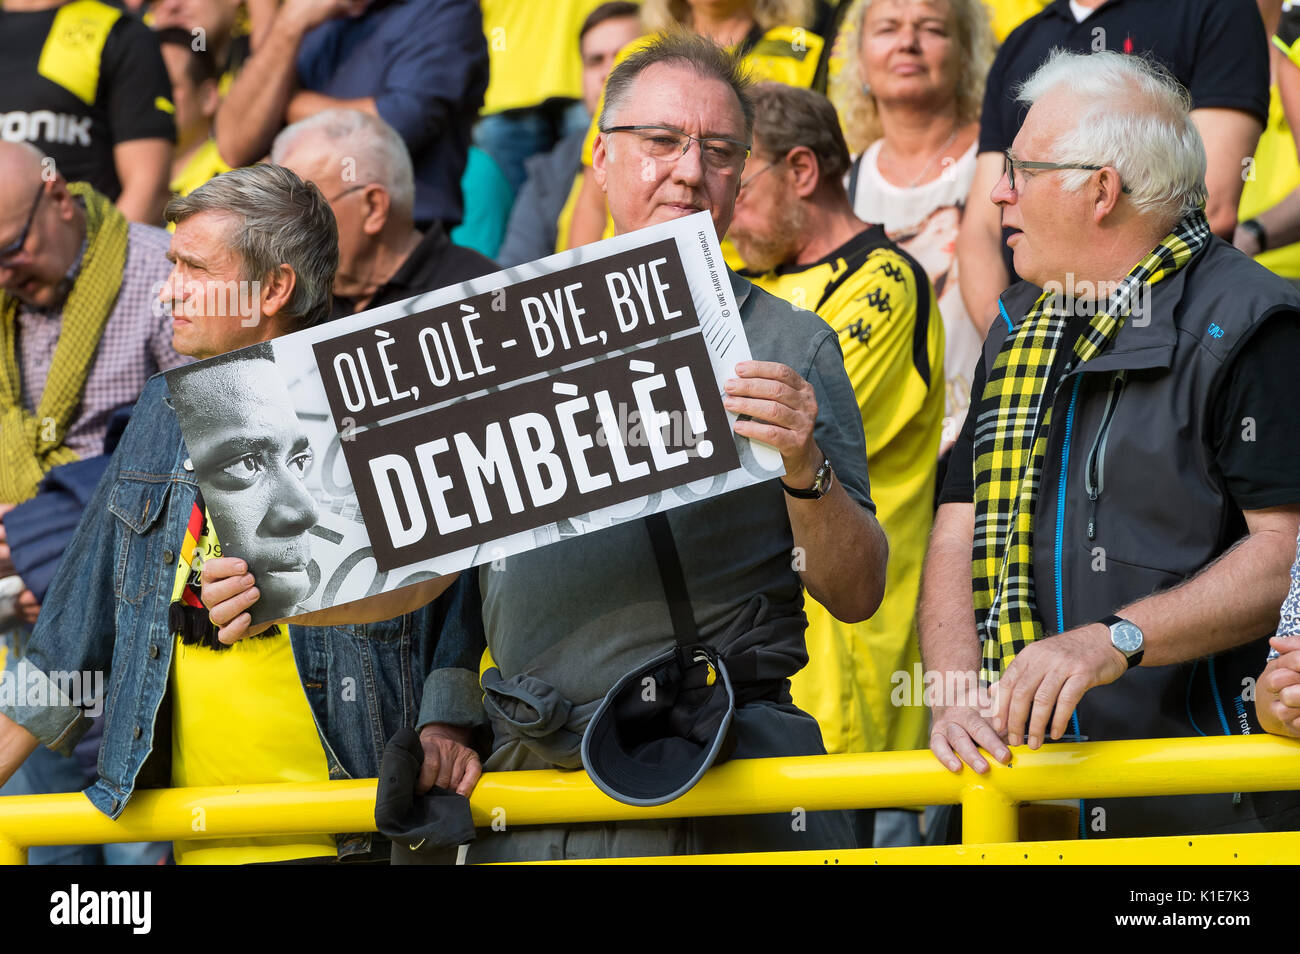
top-left (923, 49), bottom-right (1300, 839)
top-left (272, 109), bottom-right (499, 318)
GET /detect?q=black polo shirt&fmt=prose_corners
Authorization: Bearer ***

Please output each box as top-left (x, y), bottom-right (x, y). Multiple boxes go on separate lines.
top-left (329, 224), bottom-right (500, 320)
top-left (980, 0), bottom-right (1269, 156)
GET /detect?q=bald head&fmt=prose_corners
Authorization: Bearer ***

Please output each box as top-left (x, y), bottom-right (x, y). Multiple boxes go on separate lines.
top-left (0, 142), bottom-right (48, 207)
top-left (0, 142), bottom-right (86, 309)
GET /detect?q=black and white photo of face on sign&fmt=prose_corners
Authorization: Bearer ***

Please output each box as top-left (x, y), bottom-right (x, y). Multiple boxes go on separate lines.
top-left (168, 342), bottom-right (320, 622)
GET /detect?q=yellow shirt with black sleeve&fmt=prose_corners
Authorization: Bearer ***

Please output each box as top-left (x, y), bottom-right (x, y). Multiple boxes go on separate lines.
top-left (167, 499), bottom-right (334, 866)
top-left (563, 25), bottom-right (825, 255)
top-left (0, 0), bottom-right (175, 202)
top-left (747, 227), bottom-right (945, 756)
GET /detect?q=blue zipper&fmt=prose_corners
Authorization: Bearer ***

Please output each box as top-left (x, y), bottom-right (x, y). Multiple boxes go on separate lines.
top-left (1054, 375), bottom-right (1086, 837)
top-left (1054, 377), bottom-right (1082, 636)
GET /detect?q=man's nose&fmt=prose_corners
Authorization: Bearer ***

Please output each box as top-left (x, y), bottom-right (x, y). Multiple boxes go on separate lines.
top-left (991, 167), bottom-right (1016, 206)
top-left (158, 265), bottom-right (182, 307)
top-left (265, 470), bottom-right (319, 536)
top-left (671, 137), bottom-right (707, 184)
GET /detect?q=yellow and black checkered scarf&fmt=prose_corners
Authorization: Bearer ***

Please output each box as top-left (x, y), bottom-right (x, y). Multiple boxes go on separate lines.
top-left (0, 183), bottom-right (127, 503)
top-left (972, 211), bottom-right (1210, 682)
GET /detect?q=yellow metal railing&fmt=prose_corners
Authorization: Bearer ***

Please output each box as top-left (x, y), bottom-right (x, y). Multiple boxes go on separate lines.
top-left (2, 735), bottom-right (1298, 864)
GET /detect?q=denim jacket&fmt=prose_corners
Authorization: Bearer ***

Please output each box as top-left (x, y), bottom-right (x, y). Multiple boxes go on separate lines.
top-left (2, 375), bottom-right (484, 859)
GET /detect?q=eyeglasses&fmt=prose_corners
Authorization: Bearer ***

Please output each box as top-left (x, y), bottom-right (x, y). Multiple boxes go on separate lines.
top-left (1003, 150), bottom-right (1132, 194)
top-left (326, 183), bottom-right (369, 203)
top-left (739, 158), bottom-right (783, 193)
top-left (602, 125), bottom-right (751, 170)
top-left (0, 184), bottom-right (45, 265)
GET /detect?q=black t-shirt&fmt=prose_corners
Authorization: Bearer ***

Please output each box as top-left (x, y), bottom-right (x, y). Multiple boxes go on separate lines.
top-left (978, 0), bottom-right (1269, 276)
top-left (329, 224), bottom-right (500, 319)
top-left (980, 0), bottom-right (1268, 155)
top-left (940, 310), bottom-right (1300, 512)
top-left (0, 1), bottom-right (175, 201)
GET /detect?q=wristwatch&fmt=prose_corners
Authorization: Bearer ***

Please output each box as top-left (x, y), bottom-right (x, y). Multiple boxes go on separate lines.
top-left (1101, 614), bottom-right (1144, 669)
top-left (781, 456), bottom-right (834, 499)
top-left (1240, 218), bottom-right (1269, 253)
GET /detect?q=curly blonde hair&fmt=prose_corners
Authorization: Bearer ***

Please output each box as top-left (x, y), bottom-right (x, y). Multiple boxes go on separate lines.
top-left (830, 0), bottom-right (995, 154)
top-left (640, 0), bottom-right (816, 33)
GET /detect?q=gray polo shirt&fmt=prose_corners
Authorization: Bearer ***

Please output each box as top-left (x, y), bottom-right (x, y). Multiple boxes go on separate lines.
top-left (473, 271), bottom-right (873, 761)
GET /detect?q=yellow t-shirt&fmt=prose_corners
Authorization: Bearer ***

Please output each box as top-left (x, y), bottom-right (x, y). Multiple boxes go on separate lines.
top-left (480, 0), bottom-right (615, 115)
top-left (982, 0), bottom-right (1050, 42)
top-left (169, 139), bottom-right (231, 199)
top-left (1239, 22), bottom-right (1300, 279)
top-left (1239, 84), bottom-right (1300, 278)
top-left (167, 506), bottom-right (334, 865)
top-left (749, 230), bottom-right (944, 755)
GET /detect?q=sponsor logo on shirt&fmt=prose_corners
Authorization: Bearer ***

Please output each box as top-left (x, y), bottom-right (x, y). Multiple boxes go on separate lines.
top-left (0, 110), bottom-right (92, 146)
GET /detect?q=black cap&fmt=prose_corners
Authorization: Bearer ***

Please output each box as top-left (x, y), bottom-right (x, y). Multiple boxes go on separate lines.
top-left (581, 644), bottom-right (736, 806)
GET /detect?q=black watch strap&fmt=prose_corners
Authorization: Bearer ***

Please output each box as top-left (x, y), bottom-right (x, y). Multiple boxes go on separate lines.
top-left (781, 457), bottom-right (833, 499)
top-left (1101, 614), bottom-right (1144, 669)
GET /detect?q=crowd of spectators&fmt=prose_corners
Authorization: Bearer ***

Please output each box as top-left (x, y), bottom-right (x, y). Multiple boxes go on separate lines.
top-left (3, 0), bottom-right (1300, 864)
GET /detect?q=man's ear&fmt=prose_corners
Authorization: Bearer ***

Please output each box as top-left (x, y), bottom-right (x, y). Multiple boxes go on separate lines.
top-left (361, 184), bottom-right (392, 236)
top-left (592, 132), bottom-right (609, 192)
top-left (50, 176), bottom-right (76, 222)
top-left (786, 146), bottom-right (820, 199)
top-left (258, 263), bottom-right (297, 324)
top-left (1093, 166), bottom-right (1125, 223)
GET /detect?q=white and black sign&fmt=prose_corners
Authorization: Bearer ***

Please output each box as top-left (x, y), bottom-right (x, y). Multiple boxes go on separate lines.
top-left (166, 213), bottom-right (782, 623)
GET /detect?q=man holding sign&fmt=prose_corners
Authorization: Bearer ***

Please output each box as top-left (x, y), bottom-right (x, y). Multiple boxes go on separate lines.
top-left (206, 33), bottom-right (887, 860)
top-left (0, 164), bottom-right (474, 864)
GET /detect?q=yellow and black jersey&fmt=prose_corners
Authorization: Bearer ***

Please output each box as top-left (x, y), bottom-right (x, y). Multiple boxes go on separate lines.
top-left (0, 0), bottom-right (175, 201)
top-left (748, 226), bottom-right (945, 755)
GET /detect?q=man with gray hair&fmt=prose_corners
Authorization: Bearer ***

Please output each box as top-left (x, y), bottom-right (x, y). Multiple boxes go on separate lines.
top-left (0, 163), bottom-right (471, 863)
top-left (272, 109), bottom-right (497, 318)
top-left (923, 49), bottom-right (1300, 839)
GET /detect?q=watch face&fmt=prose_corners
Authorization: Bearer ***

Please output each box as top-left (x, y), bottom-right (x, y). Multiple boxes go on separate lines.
top-left (1111, 621), bottom-right (1143, 653)
top-left (813, 458), bottom-right (832, 493)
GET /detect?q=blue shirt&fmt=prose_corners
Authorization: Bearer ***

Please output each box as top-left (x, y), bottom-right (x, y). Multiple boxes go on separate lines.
top-left (296, 0), bottom-right (489, 227)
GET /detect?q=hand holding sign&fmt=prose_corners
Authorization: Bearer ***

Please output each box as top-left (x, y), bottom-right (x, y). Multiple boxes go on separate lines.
top-left (169, 213), bottom-right (784, 624)
top-left (724, 361), bottom-right (822, 488)
top-left (201, 557), bottom-right (273, 644)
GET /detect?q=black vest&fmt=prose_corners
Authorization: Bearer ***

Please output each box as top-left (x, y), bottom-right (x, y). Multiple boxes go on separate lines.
top-left (982, 237), bottom-right (1300, 837)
